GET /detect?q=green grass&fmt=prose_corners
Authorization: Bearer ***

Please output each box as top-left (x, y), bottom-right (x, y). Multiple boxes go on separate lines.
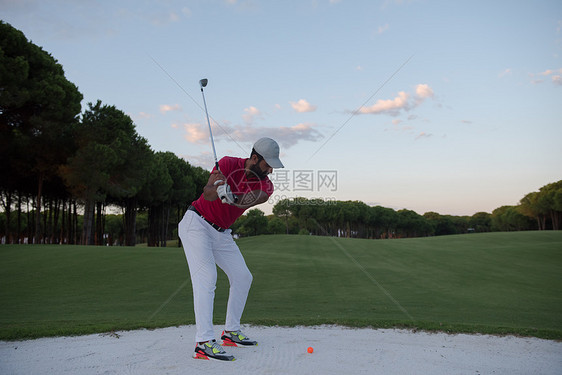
top-left (0, 231), bottom-right (561, 340)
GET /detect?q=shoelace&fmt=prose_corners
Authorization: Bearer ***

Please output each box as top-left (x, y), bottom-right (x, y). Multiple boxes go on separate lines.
top-left (230, 330), bottom-right (248, 340)
top-left (205, 340), bottom-right (225, 354)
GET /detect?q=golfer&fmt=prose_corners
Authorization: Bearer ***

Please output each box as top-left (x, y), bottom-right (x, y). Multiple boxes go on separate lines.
top-left (178, 137), bottom-right (283, 361)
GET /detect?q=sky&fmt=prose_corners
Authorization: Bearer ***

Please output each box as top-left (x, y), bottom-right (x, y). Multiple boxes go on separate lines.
top-left (2, 0), bottom-right (561, 216)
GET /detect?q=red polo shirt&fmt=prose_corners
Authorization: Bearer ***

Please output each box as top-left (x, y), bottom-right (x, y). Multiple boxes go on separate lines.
top-left (191, 156), bottom-right (274, 229)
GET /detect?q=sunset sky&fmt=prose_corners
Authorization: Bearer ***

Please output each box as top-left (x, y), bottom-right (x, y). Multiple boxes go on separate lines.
top-left (3, 0), bottom-right (561, 216)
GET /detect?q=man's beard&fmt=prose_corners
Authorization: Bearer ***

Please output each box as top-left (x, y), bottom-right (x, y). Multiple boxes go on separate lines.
top-left (249, 163), bottom-right (268, 180)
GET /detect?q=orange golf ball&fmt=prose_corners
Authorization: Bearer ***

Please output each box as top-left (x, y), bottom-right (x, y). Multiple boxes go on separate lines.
top-left (307, 346), bottom-right (314, 353)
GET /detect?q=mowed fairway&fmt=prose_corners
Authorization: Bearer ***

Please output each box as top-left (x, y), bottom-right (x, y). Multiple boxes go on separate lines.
top-left (0, 231), bottom-right (561, 340)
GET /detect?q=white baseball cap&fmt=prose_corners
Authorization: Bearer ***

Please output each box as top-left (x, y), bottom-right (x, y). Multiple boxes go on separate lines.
top-left (253, 137), bottom-right (284, 168)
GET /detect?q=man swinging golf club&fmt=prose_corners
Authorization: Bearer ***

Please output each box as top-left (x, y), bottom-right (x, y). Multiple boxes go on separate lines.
top-left (178, 79), bottom-right (284, 361)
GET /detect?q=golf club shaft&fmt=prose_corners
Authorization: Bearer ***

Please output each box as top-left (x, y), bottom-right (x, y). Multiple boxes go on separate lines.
top-left (200, 86), bottom-right (220, 172)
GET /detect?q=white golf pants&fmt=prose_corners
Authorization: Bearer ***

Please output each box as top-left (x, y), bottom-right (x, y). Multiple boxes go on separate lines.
top-left (178, 210), bottom-right (253, 343)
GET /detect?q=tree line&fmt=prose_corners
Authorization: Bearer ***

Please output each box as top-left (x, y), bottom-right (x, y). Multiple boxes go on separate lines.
top-left (0, 21), bottom-right (208, 245)
top-left (231, 180), bottom-right (560, 239)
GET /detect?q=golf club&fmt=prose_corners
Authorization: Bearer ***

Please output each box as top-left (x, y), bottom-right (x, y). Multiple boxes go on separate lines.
top-left (199, 78), bottom-right (220, 172)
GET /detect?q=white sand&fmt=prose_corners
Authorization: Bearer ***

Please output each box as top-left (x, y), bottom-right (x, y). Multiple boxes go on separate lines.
top-left (1, 325), bottom-right (561, 375)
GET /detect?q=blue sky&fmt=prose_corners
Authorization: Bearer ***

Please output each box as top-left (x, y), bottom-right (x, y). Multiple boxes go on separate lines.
top-left (2, 0), bottom-right (561, 216)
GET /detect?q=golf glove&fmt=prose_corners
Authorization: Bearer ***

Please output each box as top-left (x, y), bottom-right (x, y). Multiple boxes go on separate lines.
top-left (217, 183), bottom-right (237, 205)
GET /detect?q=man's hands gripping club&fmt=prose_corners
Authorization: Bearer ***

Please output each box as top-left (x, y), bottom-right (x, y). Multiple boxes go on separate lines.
top-left (204, 170), bottom-right (269, 208)
top-left (216, 180), bottom-right (237, 204)
top-left (204, 170), bottom-right (237, 205)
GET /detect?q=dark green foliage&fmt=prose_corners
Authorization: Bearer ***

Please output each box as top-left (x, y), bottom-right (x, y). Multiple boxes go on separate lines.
top-left (1, 21), bottom-right (83, 243)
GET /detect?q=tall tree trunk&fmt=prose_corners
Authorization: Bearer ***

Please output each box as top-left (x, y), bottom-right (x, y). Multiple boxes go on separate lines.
top-left (82, 199), bottom-right (95, 245)
top-left (124, 198), bottom-right (137, 246)
top-left (17, 193), bottom-right (22, 244)
top-left (2, 191), bottom-right (12, 244)
top-left (27, 197), bottom-right (32, 243)
top-left (148, 206), bottom-right (157, 247)
top-left (102, 210), bottom-right (106, 245)
top-left (43, 199), bottom-right (48, 243)
top-left (73, 201), bottom-right (78, 245)
top-left (34, 174), bottom-right (44, 244)
top-left (52, 198), bottom-right (60, 244)
top-left (161, 204), bottom-right (170, 247)
top-left (60, 200), bottom-right (66, 244)
top-left (46, 198), bottom-right (53, 244)
top-left (550, 210), bottom-right (560, 230)
top-left (68, 200), bottom-right (73, 244)
top-left (96, 201), bottom-right (103, 246)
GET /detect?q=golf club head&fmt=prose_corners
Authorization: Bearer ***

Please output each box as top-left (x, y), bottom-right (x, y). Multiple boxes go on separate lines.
top-left (199, 78), bottom-right (208, 88)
